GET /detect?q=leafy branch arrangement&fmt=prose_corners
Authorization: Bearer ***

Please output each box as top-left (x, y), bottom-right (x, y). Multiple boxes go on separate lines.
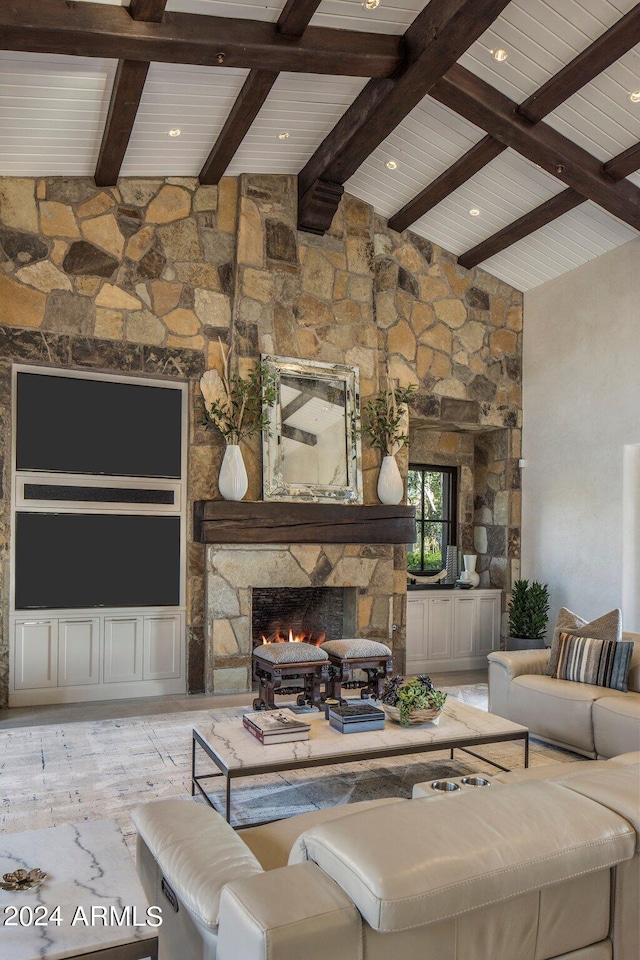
top-left (380, 675), bottom-right (447, 726)
top-left (361, 376), bottom-right (416, 456)
top-left (199, 340), bottom-right (277, 445)
top-left (508, 579), bottom-right (550, 641)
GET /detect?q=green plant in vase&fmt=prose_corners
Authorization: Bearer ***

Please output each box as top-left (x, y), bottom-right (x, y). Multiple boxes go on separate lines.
top-left (199, 340), bottom-right (276, 500)
top-left (507, 579), bottom-right (550, 650)
top-left (361, 375), bottom-right (416, 505)
top-left (380, 675), bottom-right (447, 726)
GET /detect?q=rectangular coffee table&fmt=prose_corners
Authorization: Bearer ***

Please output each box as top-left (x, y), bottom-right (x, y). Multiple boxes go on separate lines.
top-left (192, 701), bottom-right (528, 824)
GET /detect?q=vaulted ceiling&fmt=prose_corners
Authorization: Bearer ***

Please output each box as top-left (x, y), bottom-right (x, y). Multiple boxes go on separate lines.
top-left (1, 0), bottom-right (639, 291)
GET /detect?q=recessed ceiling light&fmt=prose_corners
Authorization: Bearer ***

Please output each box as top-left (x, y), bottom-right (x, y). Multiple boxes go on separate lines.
top-left (386, 159), bottom-right (397, 170)
top-left (278, 131), bottom-right (290, 140)
top-left (362, 0), bottom-right (380, 9)
top-left (491, 48), bottom-right (509, 62)
top-left (469, 208), bottom-right (481, 217)
top-left (168, 128), bottom-right (181, 138)
top-left (628, 90), bottom-right (640, 103)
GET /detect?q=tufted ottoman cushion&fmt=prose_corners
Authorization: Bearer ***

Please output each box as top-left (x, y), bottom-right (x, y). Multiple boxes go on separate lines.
top-left (253, 642), bottom-right (329, 664)
top-left (320, 639), bottom-right (391, 659)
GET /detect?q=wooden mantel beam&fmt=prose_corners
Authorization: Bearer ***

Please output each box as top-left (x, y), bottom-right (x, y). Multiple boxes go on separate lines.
top-left (296, 0), bottom-right (512, 234)
top-left (0, 0), bottom-right (402, 78)
top-left (430, 65), bottom-right (640, 231)
top-left (457, 139), bottom-right (640, 269)
top-left (95, 0), bottom-right (169, 186)
top-left (199, 0), bottom-right (322, 185)
top-left (389, 4), bottom-right (640, 232)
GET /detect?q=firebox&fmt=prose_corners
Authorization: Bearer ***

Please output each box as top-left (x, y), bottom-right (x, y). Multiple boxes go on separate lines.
top-left (251, 587), bottom-right (357, 647)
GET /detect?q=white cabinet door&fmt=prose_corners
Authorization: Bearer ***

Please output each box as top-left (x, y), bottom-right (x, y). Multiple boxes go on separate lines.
top-left (103, 617), bottom-right (143, 683)
top-left (426, 598), bottom-right (453, 660)
top-left (14, 621), bottom-right (58, 690)
top-left (406, 598), bottom-right (427, 661)
top-left (453, 597), bottom-right (475, 658)
top-left (143, 615), bottom-right (182, 681)
top-left (476, 595), bottom-right (500, 656)
top-left (58, 618), bottom-right (100, 686)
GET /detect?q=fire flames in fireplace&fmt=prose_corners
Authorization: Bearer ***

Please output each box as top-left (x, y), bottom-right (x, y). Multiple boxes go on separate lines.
top-left (260, 628), bottom-right (326, 646)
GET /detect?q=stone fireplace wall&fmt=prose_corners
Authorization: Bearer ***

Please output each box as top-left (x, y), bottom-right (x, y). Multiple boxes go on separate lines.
top-left (0, 173), bottom-right (522, 704)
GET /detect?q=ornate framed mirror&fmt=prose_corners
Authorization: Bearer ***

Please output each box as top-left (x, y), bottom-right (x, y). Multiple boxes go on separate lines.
top-left (262, 355), bottom-right (362, 503)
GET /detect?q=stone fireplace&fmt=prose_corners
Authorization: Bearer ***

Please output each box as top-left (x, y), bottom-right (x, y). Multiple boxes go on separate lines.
top-left (206, 543), bottom-right (395, 693)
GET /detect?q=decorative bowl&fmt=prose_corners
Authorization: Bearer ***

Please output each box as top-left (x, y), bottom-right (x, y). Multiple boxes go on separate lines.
top-left (382, 704), bottom-right (443, 725)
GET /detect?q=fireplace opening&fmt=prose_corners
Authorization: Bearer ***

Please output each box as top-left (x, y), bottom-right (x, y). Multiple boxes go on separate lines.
top-left (251, 587), bottom-right (357, 647)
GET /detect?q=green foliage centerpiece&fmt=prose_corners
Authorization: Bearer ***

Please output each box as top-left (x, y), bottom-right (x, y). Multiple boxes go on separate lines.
top-left (380, 675), bottom-right (447, 726)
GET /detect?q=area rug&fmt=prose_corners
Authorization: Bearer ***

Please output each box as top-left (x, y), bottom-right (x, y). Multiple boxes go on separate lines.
top-left (0, 685), bottom-right (579, 847)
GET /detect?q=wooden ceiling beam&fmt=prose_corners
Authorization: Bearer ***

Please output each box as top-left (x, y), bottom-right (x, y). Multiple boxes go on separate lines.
top-left (0, 0), bottom-right (402, 78)
top-left (458, 140), bottom-right (640, 269)
top-left (199, 0), bottom-right (321, 185)
top-left (431, 65), bottom-right (640, 230)
top-left (389, 4), bottom-right (640, 231)
top-left (297, 0), bottom-right (513, 234)
top-left (388, 136), bottom-right (504, 233)
top-left (94, 0), bottom-right (168, 187)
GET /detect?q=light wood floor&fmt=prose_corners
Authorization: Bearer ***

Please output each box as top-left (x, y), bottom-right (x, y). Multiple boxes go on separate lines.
top-left (0, 669), bottom-right (487, 729)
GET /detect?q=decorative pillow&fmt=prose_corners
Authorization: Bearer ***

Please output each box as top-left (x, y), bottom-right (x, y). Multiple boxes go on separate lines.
top-left (253, 642), bottom-right (329, 664)
top-left (547, 607), bottom-right (622, 677)
top-left (320, 638), bottom-right (392, 659)
top-left (552, 632), bottom-right (634, 692)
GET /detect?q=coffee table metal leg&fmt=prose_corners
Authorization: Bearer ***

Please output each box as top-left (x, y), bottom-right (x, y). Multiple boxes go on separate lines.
top-left (226, 776), bottom-right (232, 823)
top-left (524, 732), bottom-right (529, 768)
top-left (191, 735), bottom-right (196, 797)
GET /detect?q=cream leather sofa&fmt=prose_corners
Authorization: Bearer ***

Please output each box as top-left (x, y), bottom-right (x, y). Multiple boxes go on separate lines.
top-left (133, 753), bottom-right (640, 960)
top-left (488, 633), bottom-right (640, 759)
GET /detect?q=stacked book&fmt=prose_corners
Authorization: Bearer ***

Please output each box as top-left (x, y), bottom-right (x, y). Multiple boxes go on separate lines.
top-left (328, 702), bottom-right (385, 734)
top-left (242, 709), bottom-right (310, 745)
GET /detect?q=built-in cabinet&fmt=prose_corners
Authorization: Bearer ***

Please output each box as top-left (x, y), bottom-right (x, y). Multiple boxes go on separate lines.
top-left (12, 612), bottom-right (184, 705)
top-left (406, 589), bottom-right (501, 673)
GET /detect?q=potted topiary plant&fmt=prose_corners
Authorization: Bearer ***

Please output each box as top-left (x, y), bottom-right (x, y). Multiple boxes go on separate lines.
top-left (506, 579), bottom-right (550, 650)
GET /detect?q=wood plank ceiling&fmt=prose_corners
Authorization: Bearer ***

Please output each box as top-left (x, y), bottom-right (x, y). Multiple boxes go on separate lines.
top-left (0, 0), bottom-right (638, 291)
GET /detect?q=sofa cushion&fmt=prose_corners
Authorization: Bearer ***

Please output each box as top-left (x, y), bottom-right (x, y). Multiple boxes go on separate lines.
top-left (320, 638), bottom-right (391, 659)
top-left (133, 798), bottom-right (263, 931)
top-left (510, 675), bottom-right (599, 754)
top-left (548, 608), bottom-right (622, 677)
top-left (556, 765), bottom-right (640, 853)
top-left (592, 695), bottom-right (640, 760)
top-left (552, 632), bottom-right (634, 692)
top-left (253, 642), bottom-right (328, 664)
top-left (289, 780), bottom-right (635, 933)
top-left (241, 798), bottom-right (405, 871)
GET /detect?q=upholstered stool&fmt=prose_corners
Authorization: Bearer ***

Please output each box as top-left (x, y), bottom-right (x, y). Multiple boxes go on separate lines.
top-left (321, 638), bottom-right (393, 701)
top-left (252, 642), bottom-right (330, 711)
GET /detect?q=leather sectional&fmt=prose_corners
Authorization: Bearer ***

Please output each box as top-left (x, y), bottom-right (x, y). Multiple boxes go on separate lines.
top-left (134, 752), bottom-right (640, 960)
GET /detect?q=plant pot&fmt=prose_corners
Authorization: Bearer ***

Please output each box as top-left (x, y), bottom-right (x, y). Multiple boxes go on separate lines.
top-left (506, 637), bottom-right (547, 651)
top-left (382, 704), bottom-right (442, 725)
top-left (377, 455), bottom-right (403, 505)
top-left (218, 444), bottom-right (248, 501)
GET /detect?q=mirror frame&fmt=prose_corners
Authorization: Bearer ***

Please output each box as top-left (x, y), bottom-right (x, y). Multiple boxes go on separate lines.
top-left (261, 354), bottom-right (362, 503)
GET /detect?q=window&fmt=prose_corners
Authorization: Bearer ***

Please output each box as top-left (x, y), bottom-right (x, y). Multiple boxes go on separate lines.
top-left (407, 465), bottom-right (458, 573)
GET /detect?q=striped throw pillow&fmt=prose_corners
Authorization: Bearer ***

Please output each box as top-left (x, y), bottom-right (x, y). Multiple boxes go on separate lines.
top-left (552, 632), bottom-right (634, 692)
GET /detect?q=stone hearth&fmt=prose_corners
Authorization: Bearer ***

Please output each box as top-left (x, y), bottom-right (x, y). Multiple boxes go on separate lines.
top-left (206, 543), bottom-right (394, 693)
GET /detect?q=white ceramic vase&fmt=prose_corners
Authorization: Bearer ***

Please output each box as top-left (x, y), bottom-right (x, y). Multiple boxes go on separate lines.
top-left (462, 554), bottom-right (480, 588)
top-left (377, 455), bottom-right (404, 505)
top-left (218, 444), bottom-right (248, 501)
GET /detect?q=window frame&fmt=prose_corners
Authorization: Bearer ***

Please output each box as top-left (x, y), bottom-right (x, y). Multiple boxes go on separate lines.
top-left (407, 463), bottom-right (458, 574)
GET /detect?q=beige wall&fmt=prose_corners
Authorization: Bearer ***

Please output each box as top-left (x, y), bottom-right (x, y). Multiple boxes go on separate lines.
top-left (522, 237), bottom-right (640, 634)
top-left (0, 174), bottom-right (523, 702)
